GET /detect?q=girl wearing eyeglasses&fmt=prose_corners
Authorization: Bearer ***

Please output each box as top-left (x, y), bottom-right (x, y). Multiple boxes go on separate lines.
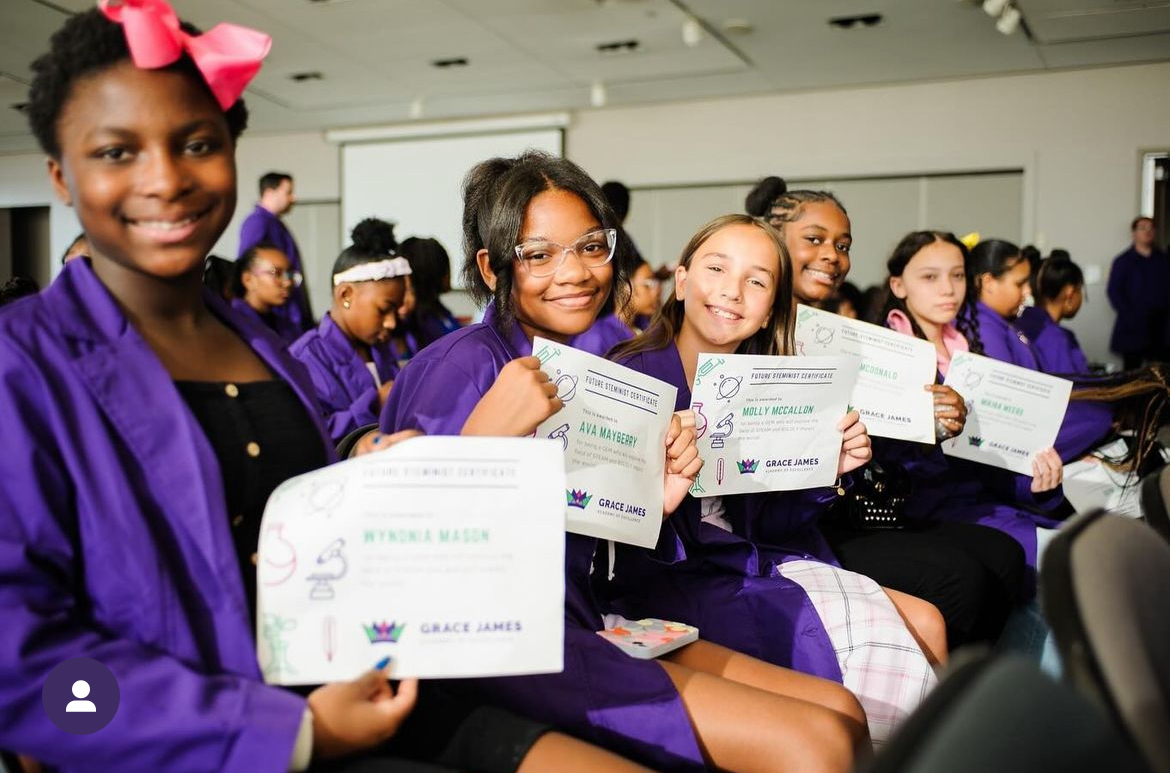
top-left (381, 151), bottom-right (868, 773)
top-left (232, 241), bottom-right (303, 344)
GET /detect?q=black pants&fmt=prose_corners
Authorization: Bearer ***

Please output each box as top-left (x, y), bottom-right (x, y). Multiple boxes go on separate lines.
top-left (307, 682), bottom-right (550, 773)
top-left (821, 520), bottom-right (1027, 649)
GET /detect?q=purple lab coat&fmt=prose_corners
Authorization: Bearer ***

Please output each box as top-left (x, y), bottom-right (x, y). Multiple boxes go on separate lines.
top-left (974, 301), bottom-right (1112, 462)
top-left (379, 303), bottom-right (707, 772)
top-left (237, 204), bottom-right (314, 333)
top-left (874, 438), bottom-right (1061, 586)
top-left (1016, 306), bottom-right (1090, 376)
top-left (0, 259), bottom-right (334, 772)
top-left (1106, 245), bottom-right (1170, 356)
top-left (608, 343), bottom-right (843, 682)
top-left (290, 314), bottom-right (399, 443)
top-left (568, 313), bottom-right (634, 357)
top-left (230, 296), bottom-right (304, 347)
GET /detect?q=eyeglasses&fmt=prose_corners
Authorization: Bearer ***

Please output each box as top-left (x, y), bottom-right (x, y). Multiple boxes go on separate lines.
top-left (254, 265), bottom-right (303, 287)
top-left (514, 228), bottom-right (617, 278)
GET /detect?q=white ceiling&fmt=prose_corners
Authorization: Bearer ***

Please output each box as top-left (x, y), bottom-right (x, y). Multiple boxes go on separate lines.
top-left (1, 0), bottom-right (1169, 154)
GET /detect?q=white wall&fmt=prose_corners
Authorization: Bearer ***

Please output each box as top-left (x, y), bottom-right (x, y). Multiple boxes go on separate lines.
top-left (3, 62), bottom-right (1168, 360)
top-left (566, 61), bottom-right (1170, 367)
top-left (0, 153), bottom-right (82, 281)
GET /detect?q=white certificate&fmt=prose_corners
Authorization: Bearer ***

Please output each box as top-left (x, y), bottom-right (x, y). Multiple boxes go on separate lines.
top-left (255, 436), bottom-right (565, 684)
top-left (794, 304), bottom-right (937, 444)
top-left (532, 337), bottom-right (677, 549)
top-left (688, 354), bottom-right (855, 496)
top-left (941, 351), bottom-right (1072, 475)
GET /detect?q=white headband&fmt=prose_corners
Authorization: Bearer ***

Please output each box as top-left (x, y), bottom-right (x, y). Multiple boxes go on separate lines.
top-left (333, 257), bottom-right (413, 286)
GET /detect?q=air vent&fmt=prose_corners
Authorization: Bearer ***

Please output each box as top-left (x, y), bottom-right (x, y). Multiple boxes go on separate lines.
top-left (431, 57), bottom-right (469, 69)
top-left (596, 39), bottom-right (640, 54)
top-left (828, 13), bottom-right (883, 30)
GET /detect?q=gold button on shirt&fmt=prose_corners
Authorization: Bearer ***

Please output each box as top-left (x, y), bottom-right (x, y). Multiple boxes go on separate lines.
top-left (224, 383), bottom-right (240, 398)
top-left (246, 442), bottom-right (261, 458)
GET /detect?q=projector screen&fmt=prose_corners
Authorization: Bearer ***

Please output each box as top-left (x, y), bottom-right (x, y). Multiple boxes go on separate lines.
top-left (341, 129), bottom-right (563, 290)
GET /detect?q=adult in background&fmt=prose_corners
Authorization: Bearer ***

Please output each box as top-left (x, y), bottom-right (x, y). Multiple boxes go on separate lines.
top-left (1107, 216), bottom-right (1170, 369)
top-left (238, 171), bottom-right (314, 332)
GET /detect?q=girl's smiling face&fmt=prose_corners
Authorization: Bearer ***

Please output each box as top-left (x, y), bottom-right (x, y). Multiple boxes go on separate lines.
top-left (504, 188), bottom-right (613, 342)
top-left (47, 61), bottom-right (236, 282)
top-left (782, 201), bottom-right (852, 304)
top-left (675, 223), bottom-right (779, 352)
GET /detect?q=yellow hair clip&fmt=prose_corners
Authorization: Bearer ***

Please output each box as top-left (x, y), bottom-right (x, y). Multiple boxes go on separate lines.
top-left (959, 232), bottom-right (981, 251)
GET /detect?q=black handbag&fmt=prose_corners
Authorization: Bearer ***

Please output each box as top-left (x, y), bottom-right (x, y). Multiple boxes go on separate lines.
top-left (838, 462), bottom-right (911, 530)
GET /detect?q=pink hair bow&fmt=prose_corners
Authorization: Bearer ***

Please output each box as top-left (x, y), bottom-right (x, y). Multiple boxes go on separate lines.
top-left (99, 0), bottom-right (271, 110)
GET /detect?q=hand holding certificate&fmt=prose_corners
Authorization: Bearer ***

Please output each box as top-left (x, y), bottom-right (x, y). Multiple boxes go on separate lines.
top-left (532, 337), bottom-right (678, 549)
top-left (256, 436), bottom-right (565, 684)
top-left (941, 351), bottom-right (1072, 475)
top-left (794, 304), bottom-right (937, 443)
top-left (688, 353), bottom-right (855, 496)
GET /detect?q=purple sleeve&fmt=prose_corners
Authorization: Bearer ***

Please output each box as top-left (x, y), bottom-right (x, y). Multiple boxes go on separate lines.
top-left (237, 212), bottom-right (271, 258)
top-left (291, 341), bottom-right (380, 443)
top-left (380, 356), bottom-right (488, 436)
top-left (0, 352), bottom-right (304, 772)
top-left (981, 465), bottom-right (1065, 512)
top-left (1106, 255), bottom-right (1126, 311)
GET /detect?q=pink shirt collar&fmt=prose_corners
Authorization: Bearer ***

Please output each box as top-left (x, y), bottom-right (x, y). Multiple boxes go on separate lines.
top-left (886, 309), bottom-right (969, 377)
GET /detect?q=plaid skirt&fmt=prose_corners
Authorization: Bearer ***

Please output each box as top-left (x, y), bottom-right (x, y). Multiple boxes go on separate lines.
top-left (778, 560), bottom-right (938, 744)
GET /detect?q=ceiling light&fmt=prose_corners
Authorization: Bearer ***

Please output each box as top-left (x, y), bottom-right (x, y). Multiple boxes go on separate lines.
top-left (828, 14), bottom-right (883, 30)
top-left (595, 39), bottom-right (640, 54)
top-left (590, 81), bottom-right (607, 108)
top-left (982, 0), bottom-right (1010, 17)
top-left (682, 17), bottom-right (703, 47)
top-left (431, 57), bottom-right (469, 69)
top-left (722, 18), bottom-right (753, 36)
top-left (995, 5), bottom-right (1021, 34)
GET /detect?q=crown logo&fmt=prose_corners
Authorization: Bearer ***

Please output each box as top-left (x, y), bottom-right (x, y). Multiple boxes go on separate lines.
top-left (968, 436), bottom-right (984, 447)
top-left (566, 489), bottom-right (592, 509)
top-left (363, 621), bottom-right (406, 643)
top-left (736, 459), bottom-right (760, 474)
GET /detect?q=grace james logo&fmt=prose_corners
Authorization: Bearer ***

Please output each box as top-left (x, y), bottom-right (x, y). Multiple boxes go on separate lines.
top-left (364, 621), bottom-right (406, 643)
top-left (566, 489), bottom-right (593, 509)
top-left (736, 459), bottom-right (760, 474)
top-left (967, 436), bottom-right (984, 448)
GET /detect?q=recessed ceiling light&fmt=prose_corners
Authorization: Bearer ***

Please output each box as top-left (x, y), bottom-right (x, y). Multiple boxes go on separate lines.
top-left (722, 18), bottom-right (754, 35)
top-left (828, 13), bottom-right (883, 30)
top-left (431, 57), bottom-right (469, 68)
top-left (595, 39), bottom-right (640, 54)
top-left (289, 71), bottom-right (323, 82)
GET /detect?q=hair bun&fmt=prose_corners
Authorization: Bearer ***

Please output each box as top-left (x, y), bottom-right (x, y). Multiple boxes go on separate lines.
top-left (1046, 248), bottom-right (1072, 263)
top-left (350, 217), bottom-right (398, 255)
top-left (745, 176), bottom-right (787, 217)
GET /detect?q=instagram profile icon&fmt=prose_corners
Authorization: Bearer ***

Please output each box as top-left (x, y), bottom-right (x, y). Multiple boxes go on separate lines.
top-left (42, 657), bottom-right (120, 735)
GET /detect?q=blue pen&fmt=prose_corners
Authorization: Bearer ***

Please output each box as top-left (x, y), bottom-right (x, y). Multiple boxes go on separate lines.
top-left (374, 656), bottom-right (392, 670)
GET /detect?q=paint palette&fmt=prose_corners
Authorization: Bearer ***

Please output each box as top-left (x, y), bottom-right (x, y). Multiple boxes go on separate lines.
top-left (597, 618), bottom-right (699, 660)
